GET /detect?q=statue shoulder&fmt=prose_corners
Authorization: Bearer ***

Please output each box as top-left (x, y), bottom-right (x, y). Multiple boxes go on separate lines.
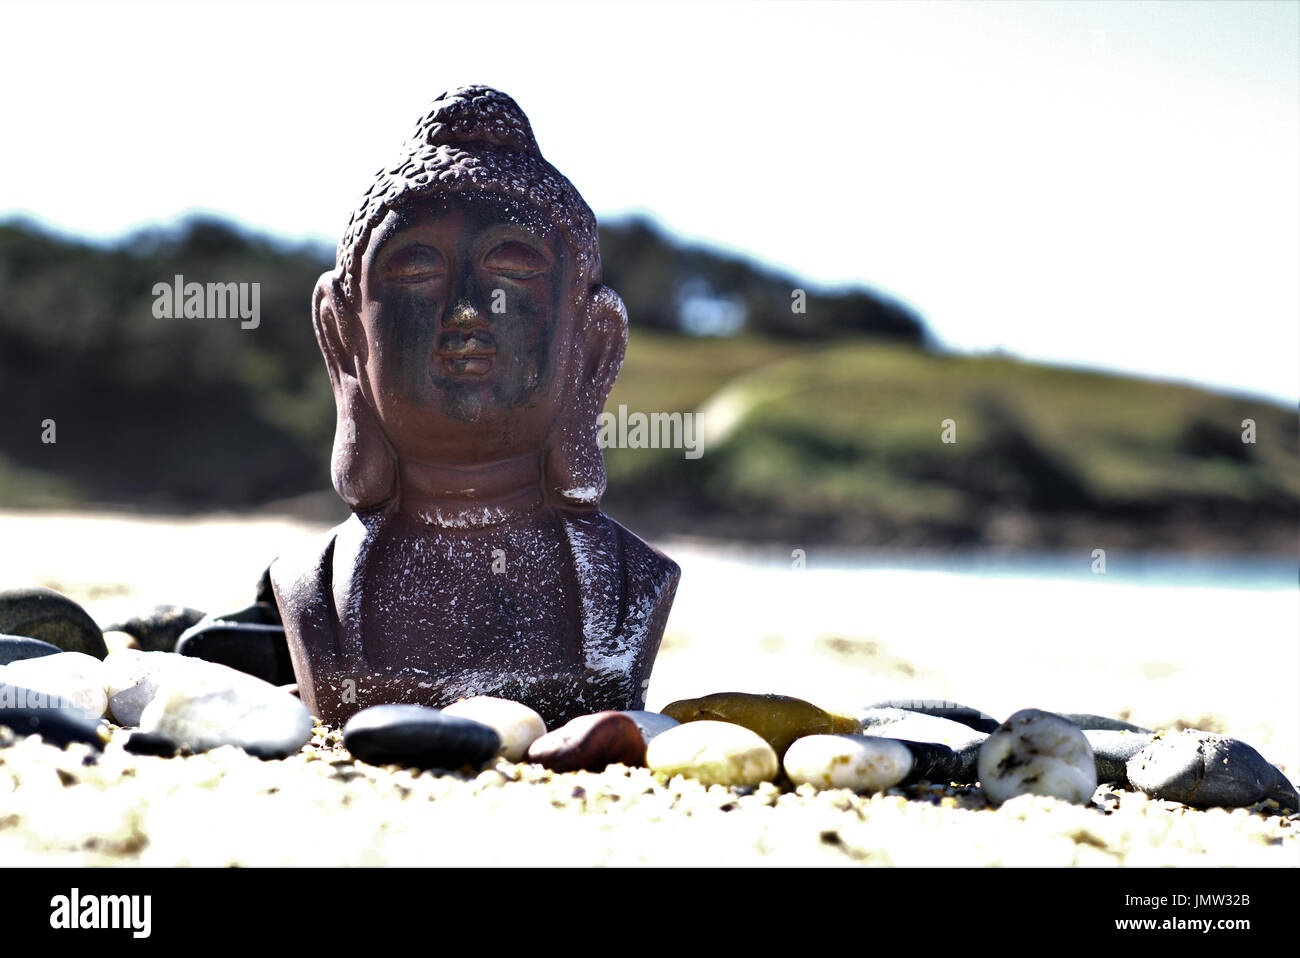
top-left (605, 514), bottom-right (682, 601)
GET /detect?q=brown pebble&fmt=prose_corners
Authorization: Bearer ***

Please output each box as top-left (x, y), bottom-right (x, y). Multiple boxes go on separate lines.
top-left (526, 711), bottom-right (646, 772)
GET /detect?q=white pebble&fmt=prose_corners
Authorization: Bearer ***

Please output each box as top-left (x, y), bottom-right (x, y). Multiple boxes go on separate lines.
top-left (645, 720), bottom-right (778, 787)
top-left (442, 696), bottom-right (546, 761)
top-left (978, 708), bottom-right (1097, 805)
top-left (2, 651), bottom-right (107, 719)
top-left (784, 734), bottom-right (914, 792)
top-left (102, 649), bottom-right (205, 726)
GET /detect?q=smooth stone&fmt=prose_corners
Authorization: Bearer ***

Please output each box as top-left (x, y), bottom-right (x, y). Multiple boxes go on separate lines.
top-left (856, 707), bottom-right (987, 782)
top-left (978, 708), bottom-right (1097, 805)
top-left (442, 696), bottom-right (546, 761)
top-left (0, 587), bottom-right (106, 659)
top-left (254, 564), bottom-right (280, 620)
top-left (0, 685), bottom-right (107, 749)
top-left (2, 652), bottom-right (108, 719)
top-left (1127, 730), bottom-right (1283, 808)
top-left (1264, 767), bottom-right (1299, 811)
top-left (868, 699), bottom-right (1000, 734)
top-left (103, 649), bottom-right (206, 726)
top-left (175, 620), bottom-right (294, 686)
top-left (620, 710), bottom-right (680, 744)
top-left (894, 739), bottom-right (960, 784)
top-left (138, 661), bottom-right (313, 759)
top-left (0, 634), bottom-right (63, 665)
top-left (200, 603), bottom-right (282, 626)
top-left (123, 731), bottom-right (178, 757)
top-left (1083, 729), bottom-right (1154, 785)
top-left (783, 734), bottom-right (914, 792)
top-left (1060, 712), bottom-right (1151, 734)
top-left (105, 604), bottom-right (205, 653)
top-left (102, 630), bottom-right (139, 653)
top-left (662, 692), bottom-right (861, 757)
top-left (645, 720), bottom-right (780, 787)
top-left (343, 704), bottom-right (500, 770)
top-left (526, 711), bottom-right (645, 772)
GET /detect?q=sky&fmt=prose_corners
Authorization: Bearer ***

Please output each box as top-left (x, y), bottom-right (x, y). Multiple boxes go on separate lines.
top-left (1, 0), bottom-right (1296, 404)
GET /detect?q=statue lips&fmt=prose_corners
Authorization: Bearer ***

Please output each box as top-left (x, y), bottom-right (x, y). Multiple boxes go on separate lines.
top-left (436, 329), bottom-right (497, 376)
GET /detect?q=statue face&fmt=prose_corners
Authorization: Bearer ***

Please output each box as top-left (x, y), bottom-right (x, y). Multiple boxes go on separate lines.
top-left (357, 191), bottom-right (575, 464)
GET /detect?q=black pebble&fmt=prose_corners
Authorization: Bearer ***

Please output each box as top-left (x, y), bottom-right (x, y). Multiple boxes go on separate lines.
top-left (175, 620), bottom-right (295, 685)
top-left (0, 634), bottom-right (63, 665)
top-left (343, 704), bottom-right (501, 771)
top-left (1082, 729), bottom-right (1154, 785)
top-left (892, 739), bottom-right (959, 785)
top-left (124, 731), bottom-right (179, 757)
top-left (0, 588), bottom-right (106, 659)
top-left (1128, 731), bottom-right (1281, 808)
top-left (106, 604), bottom-right (206, 653)
top-left (1059, 713), bottom-right (1151, 734)
top-left (868, 699), bottom-right (1000, 734)
top-left (0, 685), bottom-right (106, 750)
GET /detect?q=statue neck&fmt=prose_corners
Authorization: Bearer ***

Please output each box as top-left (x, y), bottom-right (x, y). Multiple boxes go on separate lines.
top-left (397, 453), bottom-right (545, 530)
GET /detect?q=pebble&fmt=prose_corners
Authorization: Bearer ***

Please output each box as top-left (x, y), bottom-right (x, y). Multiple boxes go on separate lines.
top-left (978, 708), bottom-right (1097, 805)
top-left (175, 620), bottom-right (295, 686)
top-left (102, 630), bottom-right (139, 654)
top-left (102, 650), bottom-right (205, 726)
top-left (0, 587), bottom-right (106, 658)
top-left (662, 692), bottom-right (861, 757)
top-left (138, 660), bottom-right (314, 759)
top-left (1060, 713), bottom-right (1151, 734)
top-left (0, 634), bottom-right (63, 665)
top-left (644, 720), bottom-right (779, 787)
top-left (620, 710), bottom-right (680, 744)
top-left (856, 707), bottom-right (987, 782)
top-left (2, 651), bottom-right (108, 719)
top-left (1083, 729), bottom-right (1154, 785)
top-left (343, 704), bottom-right (500, 771)
top-left (783, 734), bottom-right (914, 792)
top-left (0, 686), bottom-right (108, 749)
top-left (526, 711), bottom-right (646, 772)
top-left (896, 739), bottom-right (960, 784)
top-left (442, 696), bottom-right (546, 761)
top-left (1127, 730), bottom-right (1286, 809)
top-left (867, 699), bottom-right (1000, 734)
top-left (104, 604), bottom-right (206, 653)
top-left (123, 731), bottom-right (179, 757)
top-left (254, 564), bottom-right (281, 620)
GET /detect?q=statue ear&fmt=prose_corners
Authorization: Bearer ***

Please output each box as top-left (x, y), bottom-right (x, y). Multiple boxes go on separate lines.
top-left (547, 284), bottom-right (629, 508)
top-left (312, 272), bottom-right (396, 511)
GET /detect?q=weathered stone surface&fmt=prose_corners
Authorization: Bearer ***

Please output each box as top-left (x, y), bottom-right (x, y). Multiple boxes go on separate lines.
top-left (526, 711), bottom-right (645, 771)
top-left (856, 707), bottom-right (986, 782)
top-left (175, 620), bottom-right (294, 686)
top-left (343, 704), bottom-right (500, 771)
top-left (663, 692), bottom-right (860, 757)
top-left (104, 604), bottom-right (205, 653)
top-left (0, 588), bottom-right (106, 658)
top-left (2, 651), bottom-right (107, 719)
top-left (138, 661), bottom-right (313, 759)
top-left (867, 699), bottom-right (1000, 734)
top-left (1127, 731), bottom-right (1284, 809)
top-left (783, 734), bottom-right (913, 792)
top-left (620, 710), bottom-right (679, 744)
top-left (1083, 729), bottom-right (1154, 785)
top-left (645, 720), bottom-right (779, 787)
top-left (978, 708), bottom-right (1097, 805)
top-left (442, 695), bottom-right (546, 761)
top-left (0, 634), bottom-right (62, 665)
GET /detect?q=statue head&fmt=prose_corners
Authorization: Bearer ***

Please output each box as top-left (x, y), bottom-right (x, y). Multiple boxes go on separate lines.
top-left (313, 85), bottom-right (628, 513)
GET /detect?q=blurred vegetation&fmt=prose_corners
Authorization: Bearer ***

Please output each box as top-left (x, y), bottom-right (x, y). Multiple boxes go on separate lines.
top-left (1, 216), bottom-right (1295, 554)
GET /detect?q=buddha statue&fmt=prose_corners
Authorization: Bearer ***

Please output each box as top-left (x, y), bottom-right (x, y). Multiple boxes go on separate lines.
top-left (271, 86), bottom-right (679, 728)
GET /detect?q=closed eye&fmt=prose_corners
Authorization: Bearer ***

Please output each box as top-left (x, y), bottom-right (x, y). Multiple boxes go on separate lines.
top-left (384, 244), bottom-right (446, 283)
top-left (482, 241), bottom-right (549, 279)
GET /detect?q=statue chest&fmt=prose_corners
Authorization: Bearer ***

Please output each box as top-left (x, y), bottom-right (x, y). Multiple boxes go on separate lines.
top-left (356, 512), bottom-right (583, 674)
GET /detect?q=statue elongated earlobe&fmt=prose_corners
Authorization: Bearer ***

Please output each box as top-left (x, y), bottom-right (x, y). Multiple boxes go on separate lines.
top-left (312, 273), bottom-right (397, 511)
top-left (547, 283), bottom-right (629, 508)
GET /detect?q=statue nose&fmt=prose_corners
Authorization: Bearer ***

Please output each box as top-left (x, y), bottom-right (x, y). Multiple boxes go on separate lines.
top-left (443, 299), bottom-right (485, 329)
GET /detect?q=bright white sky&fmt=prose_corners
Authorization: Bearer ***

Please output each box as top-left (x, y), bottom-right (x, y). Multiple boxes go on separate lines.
top-left (2, 0), bottom-right (1296, 403)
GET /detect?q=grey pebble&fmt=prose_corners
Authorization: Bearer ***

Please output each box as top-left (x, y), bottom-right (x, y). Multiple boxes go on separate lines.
top-left (1127, 730), bottom-right (1286, 809)
top-left (1082, 729), bottom-right (1154, 785)
top-left (0, 634), bottom-right (63, 665)
top-left (0, 588), bottom-right (106, 659)
top-left (105, 604), bottom-right (206, 654)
